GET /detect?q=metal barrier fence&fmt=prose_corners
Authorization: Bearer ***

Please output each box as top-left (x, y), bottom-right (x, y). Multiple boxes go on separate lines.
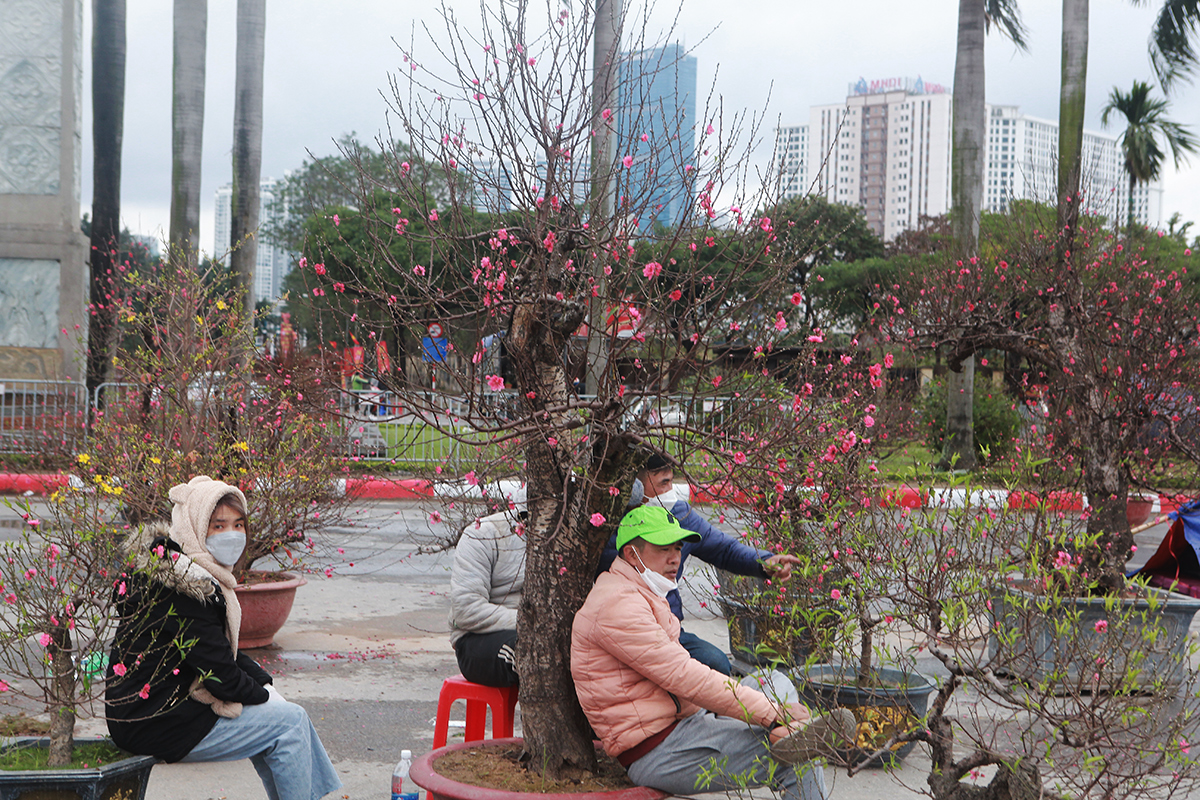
top-left (339, 391), bottom-right (769, 467)
top-left (0, 381), bottom-right (784, 471)
top-left (0, 380), bottom-right (89, 457)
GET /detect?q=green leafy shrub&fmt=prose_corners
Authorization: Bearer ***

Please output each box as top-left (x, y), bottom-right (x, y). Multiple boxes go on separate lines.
top-left (920, 375), bottom-right (1022, 461)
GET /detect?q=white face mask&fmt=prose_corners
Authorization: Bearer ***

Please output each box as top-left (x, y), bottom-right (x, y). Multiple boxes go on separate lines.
top-left (206, 530), bottom-right (246, 566)
top-left (632, 548), bottom-right (678, 597)
top-left (648, 486), bottom-right (680, 511)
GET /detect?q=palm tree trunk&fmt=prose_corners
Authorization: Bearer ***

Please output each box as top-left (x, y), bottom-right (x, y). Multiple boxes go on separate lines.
top-left (942, 0), bottom-right (986, 472)
top-left (1056, 0), bottom-right (1088, 266)
top-left (231, 0), bottom-right (266, 329)
top-left (583, 0), bottom-right (621, 396)
top-left (87, 0), bottom-right (127, 420)
top-left (1127, 171), bottom-right (1136, 232)
top-left (170, 0), bottom-right (208, 269)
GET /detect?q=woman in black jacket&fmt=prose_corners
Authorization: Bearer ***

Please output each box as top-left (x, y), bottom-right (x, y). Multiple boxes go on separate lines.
top-left (106, 476), bottom-right (340, 800)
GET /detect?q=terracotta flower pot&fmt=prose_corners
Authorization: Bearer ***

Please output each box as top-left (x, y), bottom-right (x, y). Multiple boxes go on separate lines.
top-left (1126, 496), bottom-right (1155, 527)
top-left (411, 738), bottom-right (667, 800)
top-left (234, 571), bottom-right (306, 648)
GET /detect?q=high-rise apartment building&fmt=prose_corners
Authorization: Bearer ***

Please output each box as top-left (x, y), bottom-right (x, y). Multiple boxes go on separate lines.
top-left (779, 77), bottom-right (953, 240)
top-left (213, 178), bottom-right (291, 305)
top-left (616, 43), bottom-right (698, 231)
top-left (984, 105), bottom-right (1161, 225)
top-left (777, 79), bottom-right (1164, 240)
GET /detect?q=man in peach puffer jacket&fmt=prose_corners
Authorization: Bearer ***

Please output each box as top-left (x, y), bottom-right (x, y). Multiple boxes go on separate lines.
top-left (572, 505), bottom-right (853, 800)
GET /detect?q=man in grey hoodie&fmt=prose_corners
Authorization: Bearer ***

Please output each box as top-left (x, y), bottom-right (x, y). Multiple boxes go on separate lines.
top-left (447, 492), bottom-right (526, 686)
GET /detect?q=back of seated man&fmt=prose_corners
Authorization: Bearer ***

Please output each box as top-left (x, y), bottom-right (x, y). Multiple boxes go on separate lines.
top-left (598, 454), bottom-right (801, 674)
top-left (448, 493), bottom-right (525, 687)
top-left (573, 505), bottom-right (853, 800)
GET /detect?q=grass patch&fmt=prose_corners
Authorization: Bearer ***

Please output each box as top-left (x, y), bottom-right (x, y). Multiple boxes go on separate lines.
top-left (0, 739), bottom-right (129, 771)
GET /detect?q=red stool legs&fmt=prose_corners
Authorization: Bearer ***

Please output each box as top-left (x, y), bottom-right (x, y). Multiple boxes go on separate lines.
top-left (433, 675), bottom-right (519, 749)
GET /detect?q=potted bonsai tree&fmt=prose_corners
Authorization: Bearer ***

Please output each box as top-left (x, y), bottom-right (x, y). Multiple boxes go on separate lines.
top-left (0, 488), bottom-right (159, 796)
top-left (855, 462), bottom-right (1200, 799)
top-left (78, 256), bottom-right (356, 647)
top-left (281, 0), bottom-right (890, 785)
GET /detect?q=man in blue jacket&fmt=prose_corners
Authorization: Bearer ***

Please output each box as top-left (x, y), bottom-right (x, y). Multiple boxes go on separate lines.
top-left (599, 455), bottom-right (800, 674)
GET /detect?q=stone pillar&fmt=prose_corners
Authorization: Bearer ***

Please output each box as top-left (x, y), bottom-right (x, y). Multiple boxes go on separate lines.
top-left (0, 0), bottom-right (87, 382)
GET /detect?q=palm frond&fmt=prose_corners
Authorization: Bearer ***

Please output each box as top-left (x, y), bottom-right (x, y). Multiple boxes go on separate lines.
top-left (983, 0), bottom-right (1029, 50)
top-left (1150, 0), bottom-right (1200, 92)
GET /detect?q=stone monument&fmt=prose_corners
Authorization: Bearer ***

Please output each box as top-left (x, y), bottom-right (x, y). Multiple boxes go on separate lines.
top-left (0, 0), bottom-right (87, 382)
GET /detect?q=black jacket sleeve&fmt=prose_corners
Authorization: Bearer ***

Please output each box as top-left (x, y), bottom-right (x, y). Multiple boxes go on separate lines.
top-left (235, 651), bottom-right (273, 687)
top-left (170, 592), bottom-right (270, 705)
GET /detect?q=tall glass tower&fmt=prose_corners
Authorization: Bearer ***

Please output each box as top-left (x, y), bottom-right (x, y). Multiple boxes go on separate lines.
top-left (616, 44), bottom-right (698, 233)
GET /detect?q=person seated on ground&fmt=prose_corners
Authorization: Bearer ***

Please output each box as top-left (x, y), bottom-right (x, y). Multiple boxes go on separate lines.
top-left (106, 476), bottom-right (341, 800)
top-left (598, 454), bottom-right (801, 674)
top-left (573, 505), bottom-right (854, 800)
top-left (447, 489), bottom-right (526, 687)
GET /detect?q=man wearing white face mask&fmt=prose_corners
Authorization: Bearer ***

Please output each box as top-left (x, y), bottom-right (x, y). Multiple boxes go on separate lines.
top-left (598, 454), bottom-right (801, 674)
top-left (106, 476), bottom-right (341, 800)
top-left (573, 505), bottom-right (851, 800)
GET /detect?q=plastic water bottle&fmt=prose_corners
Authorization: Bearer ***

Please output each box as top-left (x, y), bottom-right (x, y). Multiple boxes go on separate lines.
top-left (390, 750), bottom-right (412, 800)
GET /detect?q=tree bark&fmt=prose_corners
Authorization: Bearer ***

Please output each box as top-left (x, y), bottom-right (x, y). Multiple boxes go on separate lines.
top-left (509, 302), bottom-right (597, 778)
top-left (1078, 390), bottom-right (1131, 593)
top-left (87, 0), bottom-right (127, 420)
top-left (231, 0), bottom-right (266, 327)
top-left (170, 0), bottom-right (208, 269)
top-left (46, 625), bottom-right (76, 767)
top-left (1127, 171), bottom-right (1136, 232)
top-left (942, 0), bottom-right (987, 472)
top-left (1056, 0), bottom-right (1089, 267)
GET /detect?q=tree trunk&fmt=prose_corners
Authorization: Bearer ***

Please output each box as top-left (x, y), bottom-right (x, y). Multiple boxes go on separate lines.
top-left (510, 303), bottom-right (597, 778)
top-left (46, 625), bottom-right (76, 767)
top-left (942, 0), bottom-right (987, 473)
top-left (1056, 0), bottom-right (1089, 267)
top-left (1079, 405), bottom-right (1131, 593)
top-left (1127, 171), bottom-right (1136, 233)
top-left (942, 358), bottom-right (976, 470)
top-left (170, 0), bottom-right (208, 269)
top-left (583, 0), bottom-right (621, 397)
top-left (231, 0), bottom-right (266, 328)
top-left (87, 0), bottom-right (127, 421)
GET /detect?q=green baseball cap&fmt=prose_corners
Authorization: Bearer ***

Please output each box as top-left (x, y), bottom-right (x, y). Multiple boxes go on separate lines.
top-left (616, 505), bottom-right (701, 551)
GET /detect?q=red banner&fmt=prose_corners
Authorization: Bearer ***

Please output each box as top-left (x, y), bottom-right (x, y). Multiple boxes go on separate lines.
top-left (376, 340), bottom-right (392, 373)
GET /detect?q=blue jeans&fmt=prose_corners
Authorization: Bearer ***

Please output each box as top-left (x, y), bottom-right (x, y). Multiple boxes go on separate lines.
top-left (626, 670), bottom-right (826, 800)
top-left (679, 630), bottom-right (732, 675)
top-left (181, 693), bottom-right (342, 800)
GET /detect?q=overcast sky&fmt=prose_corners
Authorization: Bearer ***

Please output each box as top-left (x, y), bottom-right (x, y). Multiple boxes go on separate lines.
top-left (82, 0), bottom-right (1200, 255)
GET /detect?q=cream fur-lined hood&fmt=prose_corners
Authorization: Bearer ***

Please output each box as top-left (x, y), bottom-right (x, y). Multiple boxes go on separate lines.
top-left (122, 520), bottom-right (220, 603)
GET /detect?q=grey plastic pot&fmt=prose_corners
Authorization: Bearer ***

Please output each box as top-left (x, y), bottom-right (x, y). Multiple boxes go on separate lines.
top-left (792, 664), bottom-right (936, 768)
top-left (988, 581), bottom-right (1200, 692)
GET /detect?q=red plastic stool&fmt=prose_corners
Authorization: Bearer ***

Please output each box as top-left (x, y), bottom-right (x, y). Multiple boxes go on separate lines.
top-left (432, 674), bottom-right (518, 749)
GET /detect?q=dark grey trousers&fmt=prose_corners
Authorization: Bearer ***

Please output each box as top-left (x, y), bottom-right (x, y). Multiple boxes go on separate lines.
top-left (626, 671), bottom-right (827, 800)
